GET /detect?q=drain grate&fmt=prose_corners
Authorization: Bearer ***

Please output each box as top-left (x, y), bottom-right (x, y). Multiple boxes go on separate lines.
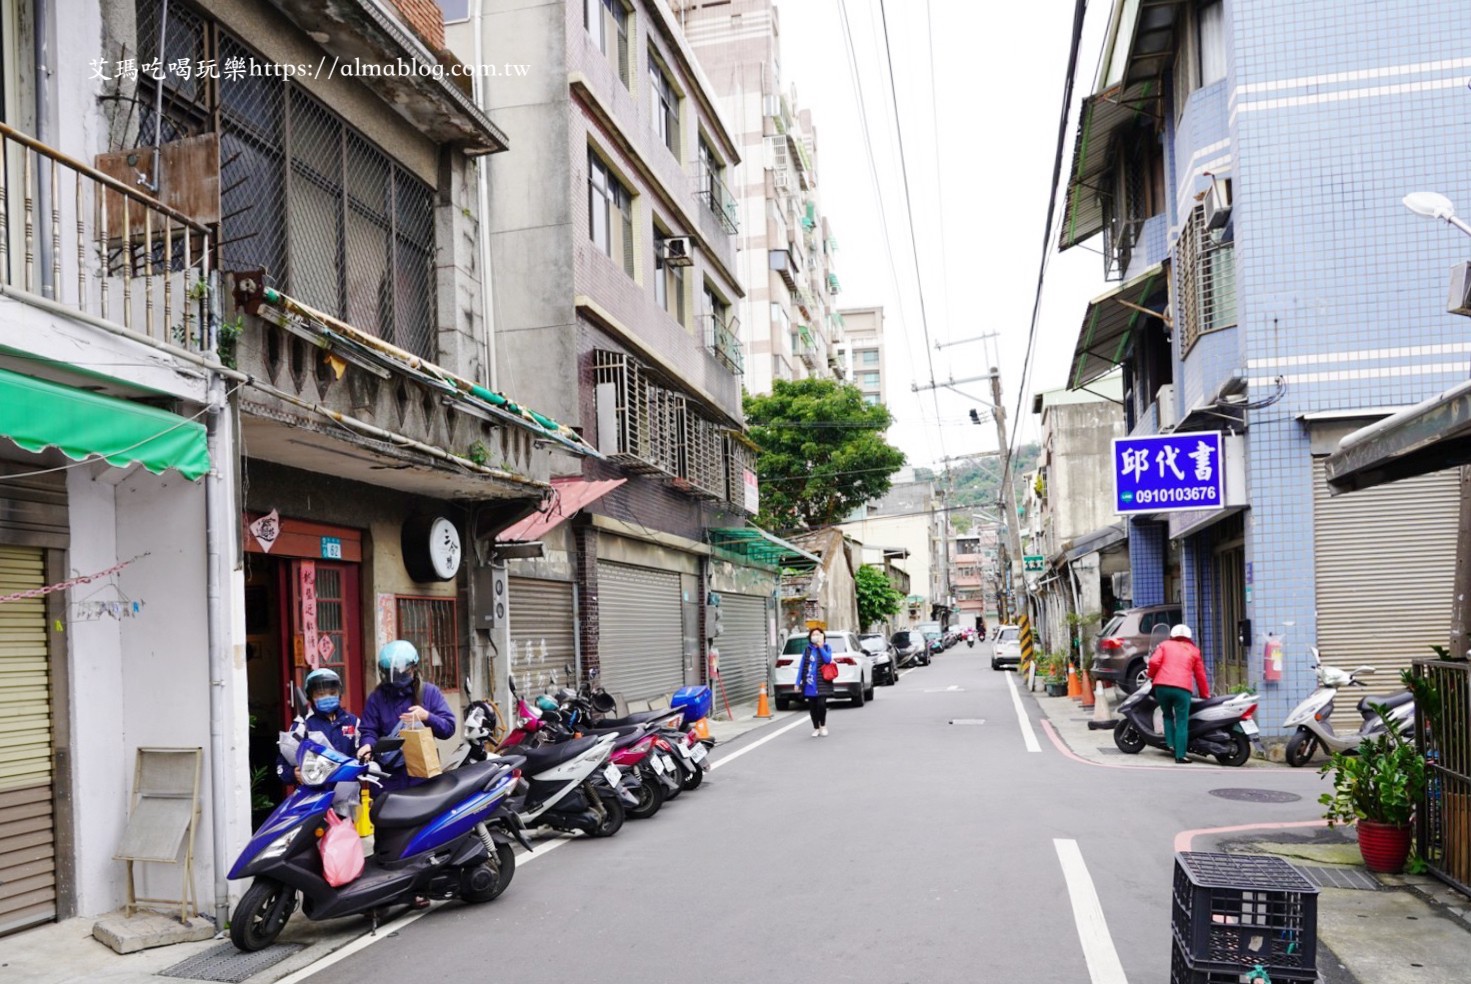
top-left (158, 941), bottom-right (306, 983)
top-left (1096, 746), bottom-right (1123, 755)
top-left (1208, 788), bottom-right (1303, 804)
top-left (1293, 864), bottom-right (1381, 891)
top-left (949, 718), bottom-right (986, 725)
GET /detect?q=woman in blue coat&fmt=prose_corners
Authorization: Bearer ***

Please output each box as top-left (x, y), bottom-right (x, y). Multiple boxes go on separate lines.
top-left (795, 628), bottom-right (835, 737)
top-left (355, 640), bottom-right (456, 791)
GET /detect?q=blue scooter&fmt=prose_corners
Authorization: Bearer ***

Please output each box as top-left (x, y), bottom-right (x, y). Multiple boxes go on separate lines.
top-left (227, 735), bottom-right (530, 951)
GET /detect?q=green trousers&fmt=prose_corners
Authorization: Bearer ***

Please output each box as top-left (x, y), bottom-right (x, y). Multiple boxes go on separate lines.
top-left (1155, 685), bottom-right (1193, 761)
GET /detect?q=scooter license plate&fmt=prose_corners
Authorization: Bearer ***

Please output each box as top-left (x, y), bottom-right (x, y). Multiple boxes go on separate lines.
top-left (649, 755), bottom-right (666, 775)
top-left (690, 742), bottom-right (707, 763)
top-left (1240, 720), bottom-right (1260, 736)
top-left (602, 764), bottom-right (621, 787)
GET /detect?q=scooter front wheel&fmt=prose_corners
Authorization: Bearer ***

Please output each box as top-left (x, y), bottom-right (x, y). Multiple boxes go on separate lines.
top-left (1113, 721), bottom-right (1145, 755)
top-left (230, 877), bottom-right (297, 952)
top-left (1285, 731), bottom-right (1317, 768)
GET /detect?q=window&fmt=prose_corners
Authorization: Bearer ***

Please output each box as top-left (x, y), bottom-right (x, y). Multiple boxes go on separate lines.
top-left (589, 150), bottom-right (635, 276)
top-left (1176, 205), bottom-right (1237, 352)
top-left (860, 349), bottom-right (880, 366)
top-left (864, 394), bottom-right (880, 406)
top-left (396, 596), bottom-right (459, 692)
top-left (861, 371), bottom-right (880, 388)
top-left (649, 51), bottom-right (680, 156)
top-left (434, 0), bottom-right (471, 22)
top-left (698, 137), bottom-right (739, 234)
top-left (586, 0), bottom-right (631, 86)
top-left (1198, 0), bottom-right (1226, 87)
top-left (654, 228), bottom-right (686, 324)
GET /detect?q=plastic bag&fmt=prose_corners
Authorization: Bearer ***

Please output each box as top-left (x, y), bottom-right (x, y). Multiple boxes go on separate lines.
top-left (318, 810), bottom-right (365, 887)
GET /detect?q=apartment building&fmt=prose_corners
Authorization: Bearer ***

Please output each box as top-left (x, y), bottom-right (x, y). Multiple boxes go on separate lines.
top-left (836, 306), bottom-right (887, 405)
top-left (457, 0), bottom-right (781, 707)
top-left (674, 0), bottom-right (846, 394)
top-left (1058, 0), bottom-right (1471, 718)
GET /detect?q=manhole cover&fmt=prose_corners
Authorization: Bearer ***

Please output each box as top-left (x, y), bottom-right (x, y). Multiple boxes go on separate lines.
top-left (1208, 788), bottom-right (1303, 804)
top-left (158, 941), bottom-right (306, 983)
top-left (1293, 864), bottom-right (1381, 891)
top-left (1095, 746), bottom-right (1122, 755)
top-left (949, 718), bottom-right (986, 725)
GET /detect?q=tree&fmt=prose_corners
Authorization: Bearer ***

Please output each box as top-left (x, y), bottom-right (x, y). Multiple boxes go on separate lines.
top-left (951, 513), bottom-right (973, 534)
top-left (745, 378), bottom-right (906, 531)
top-left (855, 564), bottom-right (904, 630)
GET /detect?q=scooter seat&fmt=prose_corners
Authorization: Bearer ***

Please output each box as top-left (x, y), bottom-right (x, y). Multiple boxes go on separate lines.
top-left (372, 761), bottom-right (504, 828)
top-left (1357, 691), bottom-right (1415, 716)
top-left (574, 725), bottom-right (648, 749)
top-left (1190, 696), bottom-right (1230, 710)
top-left (515, 734), bottom-right (604, 772)
top-left (595, 709), bottom-right (678, 727)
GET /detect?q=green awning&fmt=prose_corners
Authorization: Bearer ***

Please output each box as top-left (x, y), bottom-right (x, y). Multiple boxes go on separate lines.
top-left (708, 526), bottom-right (821, 570)
top-left (0, 367), bottom-right (210, 480)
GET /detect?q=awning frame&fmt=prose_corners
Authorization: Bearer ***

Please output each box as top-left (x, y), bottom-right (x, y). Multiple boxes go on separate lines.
top-left (708, 526), bottom-right (822, 571)
top-left (1325, 377), bottom-right (1471, 494)
top-left (1069, 262), bottom-right (1168, 390)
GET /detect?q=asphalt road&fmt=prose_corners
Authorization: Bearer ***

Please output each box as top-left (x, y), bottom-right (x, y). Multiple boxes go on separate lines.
top-left (301, 644), bottom-right (1330, 983)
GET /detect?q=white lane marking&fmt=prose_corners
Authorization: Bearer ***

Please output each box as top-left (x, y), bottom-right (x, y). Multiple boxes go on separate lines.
top-left (270, 833), bottom-right (576, 983)
top-left (1054, 839), bottom-right (1129, 984)
top-left (708, 716), bottom-right (810, 770)
top-left (1005, 669), bottom-right (1041, 753)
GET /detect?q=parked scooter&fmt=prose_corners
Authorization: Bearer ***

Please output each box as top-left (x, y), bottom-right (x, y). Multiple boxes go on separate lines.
top-left (1282, 647), bottom-right (1416, 767)
top-left (227, 735), bottom-right (527, 951)
top-left (1112, 680), bottom-right (1263, 765)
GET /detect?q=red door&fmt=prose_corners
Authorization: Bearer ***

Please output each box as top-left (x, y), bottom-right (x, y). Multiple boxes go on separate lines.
top-left (281, 560), bottom-right (364, 717)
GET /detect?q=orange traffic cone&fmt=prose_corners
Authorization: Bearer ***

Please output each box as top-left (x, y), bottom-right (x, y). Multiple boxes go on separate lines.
top-left (1080, 669), bottom-right (1096, 708)
top-left (693, 717), bottom-right (711, 740)
top-left (1067, 664), bottom-right (1082, 699)
top-left (755, 682), bottom-right (772, 719)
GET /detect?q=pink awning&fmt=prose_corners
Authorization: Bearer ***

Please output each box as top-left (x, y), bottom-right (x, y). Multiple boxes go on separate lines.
top-left (497, 477), bottom-right (626, 542)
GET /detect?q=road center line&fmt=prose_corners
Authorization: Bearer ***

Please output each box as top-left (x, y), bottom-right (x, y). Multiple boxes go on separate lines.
top-left (708, 715), bottom-right (810, 770)
top-left (1005, 670), bottom-right (1041, 752)
top-left (1054, 839), bottom-right (1129, 984)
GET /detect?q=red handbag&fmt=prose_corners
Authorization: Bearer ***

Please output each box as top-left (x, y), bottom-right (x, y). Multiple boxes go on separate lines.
top-left (819, 661), bottom-right (839, 682)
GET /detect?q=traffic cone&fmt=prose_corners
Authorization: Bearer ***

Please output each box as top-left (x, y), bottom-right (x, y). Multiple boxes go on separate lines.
top-left (693, 717), bottom-right (711, 740)
top-left (1080, 669), bottom-right (1096, 708)
top-left (755, 682), bottom-right (772, 719)
top-left (1067, 664), bottom-right (1081, 699)
top-left (1087, 681), bottom-right (1114, 729)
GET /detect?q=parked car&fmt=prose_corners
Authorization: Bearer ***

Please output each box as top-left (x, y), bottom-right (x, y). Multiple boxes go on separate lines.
top-left (773, 631), bottom-right (875, 708)
top-left (858, 634), bottom-right (899, 685)
top-left (890, 629), bottom-right (930, 667)
top-left (1090, 604), bottom-right (1182, 693)
top-left (990, 625), bottom-right (1022, 671)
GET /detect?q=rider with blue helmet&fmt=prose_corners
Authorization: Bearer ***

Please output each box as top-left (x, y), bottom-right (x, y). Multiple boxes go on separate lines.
top-left (356, 640), bottom-right (457, 791)
top-left (274, 667), bottom-right (360, 787)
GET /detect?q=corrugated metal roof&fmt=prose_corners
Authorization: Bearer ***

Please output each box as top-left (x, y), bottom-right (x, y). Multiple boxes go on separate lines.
top-left (1059, 80), bottom-right (1159, 251)
top-left (1069, 263), bottom-right (1168, 389)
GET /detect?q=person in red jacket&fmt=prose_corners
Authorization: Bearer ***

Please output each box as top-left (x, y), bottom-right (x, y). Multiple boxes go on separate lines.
top-left (1146, 624), bottom-right (1210, 764)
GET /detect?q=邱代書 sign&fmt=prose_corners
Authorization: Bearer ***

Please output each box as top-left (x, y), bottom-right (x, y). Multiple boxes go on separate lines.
top-left (1113, 432), bottom-right (1223, 514)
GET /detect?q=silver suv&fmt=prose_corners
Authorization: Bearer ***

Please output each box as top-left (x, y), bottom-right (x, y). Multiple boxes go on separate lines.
top-left (1090, 604), bottom-right (1182, 693)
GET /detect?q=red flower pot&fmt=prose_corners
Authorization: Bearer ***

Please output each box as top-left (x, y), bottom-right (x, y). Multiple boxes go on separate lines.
top-left (1357, 820), bottom-right (1413, 873)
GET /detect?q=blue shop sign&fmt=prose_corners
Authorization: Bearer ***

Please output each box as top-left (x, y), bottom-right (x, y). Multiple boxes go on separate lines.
top-left (1113, 432), bottom-right (1223, 514)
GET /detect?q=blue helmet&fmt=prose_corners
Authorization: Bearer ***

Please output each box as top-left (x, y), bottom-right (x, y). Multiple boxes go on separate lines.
top-left (304, 667), bottom-right (342, 696)
top-left (378, 640), bottom-right (420, 687)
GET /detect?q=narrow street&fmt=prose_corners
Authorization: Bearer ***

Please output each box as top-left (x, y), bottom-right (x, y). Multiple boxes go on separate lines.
top-left (301, 644), bottom-right (1327, 984)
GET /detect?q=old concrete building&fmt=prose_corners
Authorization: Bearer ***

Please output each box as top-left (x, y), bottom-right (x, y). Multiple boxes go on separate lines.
top-left (838, 480), bottom-right (949, 626)
top-left (673, 0), bottom-right (846, 394)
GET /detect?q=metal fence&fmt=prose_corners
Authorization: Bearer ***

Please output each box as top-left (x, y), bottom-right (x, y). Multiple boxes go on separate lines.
top-left (1416, 659), bottom-right (1471, 896)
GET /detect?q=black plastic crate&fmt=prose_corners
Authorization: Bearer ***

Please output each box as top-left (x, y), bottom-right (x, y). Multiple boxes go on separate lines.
top-left (1170, 936), bottom-right (1317, 984)
top-left (1172, 852), bottom-right (1319, 972)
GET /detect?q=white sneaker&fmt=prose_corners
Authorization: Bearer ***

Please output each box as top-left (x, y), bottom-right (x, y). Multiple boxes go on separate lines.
top-left (820, 726), bottom-right (829, 736)
top-left (812, 729), bottom-right (821, 737)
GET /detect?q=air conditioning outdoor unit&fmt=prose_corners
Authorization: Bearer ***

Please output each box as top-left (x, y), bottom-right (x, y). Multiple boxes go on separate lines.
top-left (774, 171), bottom-right (791, 191)
top-left (1155, 384), bottom-right (1176, 430)
top-left (1448, 260), bottom-right (1471, 317)
top-left (1203, 176), bottom-right (1232, 231)
top-left (763, 93), bottom-right (780, 117)
top-left (660, 236), bottom-right (694, 268)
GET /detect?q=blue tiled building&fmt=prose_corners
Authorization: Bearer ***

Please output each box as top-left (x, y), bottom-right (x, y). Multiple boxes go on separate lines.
top-left (1060, 0), bottom-right (1471, 737)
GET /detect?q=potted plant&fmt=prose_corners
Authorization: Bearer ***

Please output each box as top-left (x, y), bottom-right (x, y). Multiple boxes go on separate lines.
top-left (1318, 723), bottom-right (1427, 873)
top-left (1043, 654), bottom-right (1069, 697)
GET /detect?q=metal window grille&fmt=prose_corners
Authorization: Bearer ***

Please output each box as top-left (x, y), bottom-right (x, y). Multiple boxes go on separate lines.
top-left (132, 0), bottom-right (437, 359)
top-left (725, 436), bottom-right (755, 509)
top-left (1177, 205), bottom-right (1237, 353)
top-left (703, 311), bottom-right (744, 375)
top-left (683, 415), bottom-right (724, 499)
top-left (395, 596), bottom-right (460, 693)
top-left (593, 350), bottom-right (656, 470)
top-left (647, 385), bottom-right (685, 478)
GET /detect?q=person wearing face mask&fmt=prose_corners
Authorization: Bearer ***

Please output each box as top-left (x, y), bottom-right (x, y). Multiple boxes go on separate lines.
top-left (795, 628), bottom-right (835, 737)
top-left (356, 640), bottom-right (456, 791)
top-left (274, 667), bottom-right (360, 788)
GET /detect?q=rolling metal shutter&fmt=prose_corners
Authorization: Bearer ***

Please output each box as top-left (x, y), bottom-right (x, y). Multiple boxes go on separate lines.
top-left (0, 545), bottom-right (56, 936)
top-left (597, 562), bottom-right (683, 701)
top-left (1313, 457), bottom-right (1457, 724)
top-left (508, 578), bottom-right (577, 692)
top-left (716, 594), bottom-right (769, 706)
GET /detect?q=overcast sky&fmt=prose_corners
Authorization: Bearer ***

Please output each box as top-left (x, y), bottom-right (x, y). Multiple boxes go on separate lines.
top-left (773, 0), bottom-right (1113, 473)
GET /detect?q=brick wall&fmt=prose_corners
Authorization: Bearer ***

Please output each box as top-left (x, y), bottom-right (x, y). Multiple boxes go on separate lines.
top-left (388, 0), bottom-right (446, 51)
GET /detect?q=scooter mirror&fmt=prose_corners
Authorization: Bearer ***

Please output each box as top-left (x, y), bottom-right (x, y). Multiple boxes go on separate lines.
top-left (464, 675), bottom-right (473, 697)
top-left (1354, 666), bottom-right (1377, 677)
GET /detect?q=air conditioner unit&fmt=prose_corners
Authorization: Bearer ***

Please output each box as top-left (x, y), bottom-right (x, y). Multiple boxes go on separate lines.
top-left (762, 93), bottom-right (780, 118)
top-left (660, 236), bottom-right (694, 268)
top-left (1111, 571), bottom-right (1132, 602)
top-left (1155, 384), bottom-right (1176, 430)
top-left (1448, 261), bottom-right (1471, 317)
top-left (1204, 176), bottom-right (1232, 231)
top-left (774, 171), bottom-right (791, 191)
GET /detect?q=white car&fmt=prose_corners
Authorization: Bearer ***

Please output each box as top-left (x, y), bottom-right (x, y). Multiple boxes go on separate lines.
top-left (772, 631), bottom-right (875, 708)
top-left (991, 625), bottom-right (1022, 671)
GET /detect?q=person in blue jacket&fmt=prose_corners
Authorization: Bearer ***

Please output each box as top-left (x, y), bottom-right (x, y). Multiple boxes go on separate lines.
top-left (356, 640), bottom-right (457, 792)
top-left (795, 628), bottom-right (835, 737)
top-left (275, 667), bottom-right (360, 788)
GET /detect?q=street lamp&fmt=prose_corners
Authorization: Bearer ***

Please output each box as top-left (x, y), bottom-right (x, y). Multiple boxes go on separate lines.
top-left (1403, 191), bottom-right (1471, 239)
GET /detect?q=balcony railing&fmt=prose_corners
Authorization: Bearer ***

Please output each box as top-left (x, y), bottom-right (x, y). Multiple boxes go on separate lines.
top-left (704, 312), bottom-right (744, 375)
top-left (698, 168), bottom-right (740, 235)
top-left (795, 324), bottom-right (819, 370)
top-left (0, 121), bottom-right (213, 350)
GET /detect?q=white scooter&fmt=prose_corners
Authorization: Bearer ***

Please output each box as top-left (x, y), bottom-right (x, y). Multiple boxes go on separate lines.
top-left (1282, 647), bottom-right (1416, 767)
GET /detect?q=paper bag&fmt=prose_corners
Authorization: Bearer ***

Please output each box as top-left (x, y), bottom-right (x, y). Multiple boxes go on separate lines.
top-left (400, 723), bottom-right (442, 779)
